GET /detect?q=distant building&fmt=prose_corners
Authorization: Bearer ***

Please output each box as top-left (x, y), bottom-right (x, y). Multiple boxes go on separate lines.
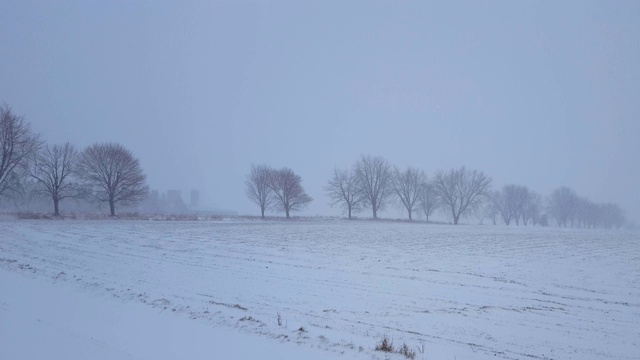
top-left (166, 190), bottom-right (187, 213)
top-left (167, 190), bottom-right (182, 204)
top-left (190, 189), bottom-right (200, 208)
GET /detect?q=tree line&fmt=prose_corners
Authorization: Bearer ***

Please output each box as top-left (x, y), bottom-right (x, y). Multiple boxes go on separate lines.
top-left (324, 155), bottom-right (491, 225)
top-left (1, 102), bottom-right (629, 228)
top-left (246, 155), bottom-right (628, 229)
top-left (245, 165), bottom-right (313, 219)
top-left (0, 103), bottom-right (148, 216)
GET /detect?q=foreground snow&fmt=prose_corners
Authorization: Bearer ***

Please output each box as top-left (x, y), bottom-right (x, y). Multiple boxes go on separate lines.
top-left (0, 270), bottom-right (352, 360)
top-left (1, 219), bottom-right (639, 359)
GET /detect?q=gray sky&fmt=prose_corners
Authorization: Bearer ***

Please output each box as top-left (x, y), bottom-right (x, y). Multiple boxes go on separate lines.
top-left (1, 1), bottom-right (638, 221)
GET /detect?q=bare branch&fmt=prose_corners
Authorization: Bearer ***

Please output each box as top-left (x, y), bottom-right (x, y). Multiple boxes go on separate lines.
top-left (325, 166), bottom-right (364, 219)
top-left (392, 166), bottom-right (425, 221)
top-left (27, 142), bottom-right (80, 215)
top-left (77, 143), bottom-right (148, 216)
top-left (267, 167), bottom-right (312, 218)
top-left (245, 164), bottom-right (274, 219)
top-left (355, 155), bottom-right (392, 219)
top-left (419, 180), bottom-right (439, 222)
top-left (0, 103), bottom-right (42, 199)
top-left (547, 186), bottom-right (578, 227)
top-left (432, 166), bottom-right (492, 225)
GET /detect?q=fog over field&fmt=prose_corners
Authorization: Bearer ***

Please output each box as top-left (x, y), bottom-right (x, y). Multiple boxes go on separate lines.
top-left (1, 2), bottom-right (640, 360)
top-left (1, 1), bottom-right (638, 223)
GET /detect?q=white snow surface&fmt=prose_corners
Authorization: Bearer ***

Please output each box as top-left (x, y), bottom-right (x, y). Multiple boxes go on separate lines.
top-left (1, 219), bottom-right (639, 360)
top-left (0, 269), bottom-right (351, 360)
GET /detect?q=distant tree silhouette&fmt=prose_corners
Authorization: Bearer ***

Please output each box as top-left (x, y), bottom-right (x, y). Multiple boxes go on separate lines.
top-left (521, 191), bottom-right (542, 226)
top-left (268, 167), bottom-right (312, 218)
top-left (547, 186), bottom-right (578, 227)
top-left (392, 166), bottom-right (425, 221)
top-left (356, 155), bottom-right (392, 219)
top-left (78, 143), bottom-right (148, 216)
top-left (326, 166), bottom-right (364, 219)
top-left (245, 164), bottom-right (274, 219)
top-left (0, 103), bottom-right (41, 199)
top-left (27, 142), bottom-right (80, 216)
top-left (495, 184), bottom-right (529, 226)
top-left (419, 181), bottom-right (439, 222)
top-left (433, 166), bottom-right (492, 225)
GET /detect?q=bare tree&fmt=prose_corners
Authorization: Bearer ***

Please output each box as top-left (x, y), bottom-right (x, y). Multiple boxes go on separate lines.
top-left (392, 166), bottom-right (425, 220)
top-left (419, 181), bottom-right (439, 222)
top-left (547, 186), bottom-right (578, 227)
top-left (356, 155), bottom-right (392, 219)
top-left (325, 166), bottom-right (364, 219)
top-left (268, 167), bottom-right (312, 218)
top-left (493, 188), bottom-right (512, 225)
top-left (0, 103), bottom-right (41, 199)
top-left (78, 143), bottom-right (148, 216)
top-left (475, 191), bottom-right (501, 225)
top-left (546, 187), bottom-right (625, 230)
top-left (599, 202), bottom-right (626, 229)
top-left (522, 191), bottom-right (542, 226)
top-left (512, 186), bottom-right (531, 226)
top-left (485, 191), bottom-right (502, 225)
top-left (495, 184), bottom-right (528, 226)
top-left (245, 164), bottom-right (274, 219)
top-left (579, 201), bottom-right (625, 230)
top-left (574, 196), bottom-right (595, 228)
top-left (27, 142), bottom-right (80, 216)
top-left (432, 166), bottom-right (492, 225)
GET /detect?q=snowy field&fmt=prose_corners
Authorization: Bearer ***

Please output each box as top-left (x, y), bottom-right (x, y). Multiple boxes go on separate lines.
top-left (1, 219), bottom-right (639, 360)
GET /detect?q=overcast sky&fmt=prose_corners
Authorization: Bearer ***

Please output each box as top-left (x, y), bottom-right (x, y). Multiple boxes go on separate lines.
top-left (1, 1), bottom-right (638, 222)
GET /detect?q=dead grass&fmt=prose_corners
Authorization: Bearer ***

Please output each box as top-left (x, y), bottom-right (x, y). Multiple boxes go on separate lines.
top-left (375, 335), bottom-right (394, 352)
top-left (398, 343), bottom-right (416, 359)
top-left (375, 336), bottom-right (417, 359)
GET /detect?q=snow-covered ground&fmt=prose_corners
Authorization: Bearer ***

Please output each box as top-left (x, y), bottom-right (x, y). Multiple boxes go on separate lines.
top-left (1, 219), bottom-right (638, 360)
top-left (0, 269), bottom-right (353, 360)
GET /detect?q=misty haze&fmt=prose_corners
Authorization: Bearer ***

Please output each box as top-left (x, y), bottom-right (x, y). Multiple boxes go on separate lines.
top-left (1, 2), bottom-right (638, 360)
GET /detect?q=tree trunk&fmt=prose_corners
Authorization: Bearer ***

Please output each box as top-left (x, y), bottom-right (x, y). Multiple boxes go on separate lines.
top-left (285, 208), bottom-right (290, 218)
top-left (348, 206), bottom-right (352, 219)
top-left (54, 197), bottom-right (60, 216)
top-left (261, 207), bottom-right (265, 219)
top-left (408, 209), bottom-right (412, 221)
top-left (109, 199), bottom-right (116, 216)
top-left (372, 199), bottom-right (378, 219)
